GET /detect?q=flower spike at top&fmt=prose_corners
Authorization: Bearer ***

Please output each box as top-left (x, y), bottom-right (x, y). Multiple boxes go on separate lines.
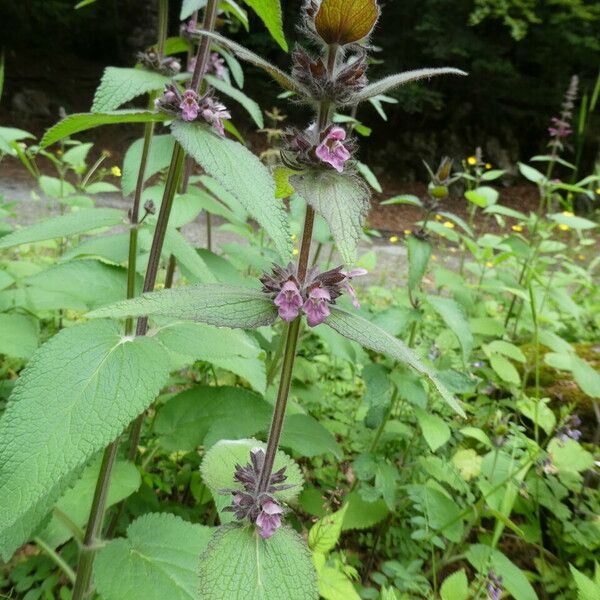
top-left (316, 126), bottom-right (352, 172)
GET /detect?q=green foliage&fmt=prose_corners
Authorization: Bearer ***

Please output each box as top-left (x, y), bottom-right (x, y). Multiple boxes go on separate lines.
top-left (122, 134), bottom-right (175, 196)
top-left (242, 0), bottom-right (287, 51)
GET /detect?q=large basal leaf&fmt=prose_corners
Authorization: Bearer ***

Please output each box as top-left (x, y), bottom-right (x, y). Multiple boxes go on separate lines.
top-left (0, 320), bottom-right (170, 559)
top-left (0, 207), bottom-right (124, 249)
top-left (38, 459), bottom-right (140, 549)
top-left (172, 121), bottom-right (292, 260)
top-left (352, 68), bottom-right (467, 104)
top-left (291, 171), bottom-right (370, 265)
top-left (193, 30), bottom-right (307, 95)
top-left (242, 0), bottom-right (287, 50)
top-left (92, 67), bottom-right (171, 113)
top-left (122, 134), bottom-right (175, 196)
top-left (41, 110), bottom-right (168, 148)
top-left (88, 284), bottom-right (278, 329)
top-left (315, 0), bottom-right (379, 45)
top-left (0, 313), bottom-right (39, 358)
top-left (204, 74), bottom-right (263, 128)
top-left (198, 525), bottom-right (318, 600)
top-left (95, 513), bottom-right (212, 600)
top-left (325, 307), bottom-right (464, 416)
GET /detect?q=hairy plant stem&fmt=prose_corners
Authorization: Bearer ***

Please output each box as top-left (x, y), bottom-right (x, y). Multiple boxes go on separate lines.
top-left (71, 3), bottom-right (219, 595)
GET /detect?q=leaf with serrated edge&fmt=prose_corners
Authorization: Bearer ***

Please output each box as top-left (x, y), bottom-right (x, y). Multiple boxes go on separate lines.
top-left (199, 525), bottom-right (317, 600)
top-left (172, 121), bottom-right (291, 260)
top-left (193, 30), bottom-right (307, 95)
top-left (41, 110), bottom-right (168, 148)
top-left (352, 68), bottom-right (467, 104)
top-left (95, 513), bottom-right (212, 600)
top-left (0, 320), bottom-right (170, 559)
top-left (87, 284), bottom-right (278, 329)
top-left (325, 308), bottom-right (464, 416)
top-left (92, 67), bottom-right (170, 112)
top-left (0, 208), bottom-right (124, 249)
top-left (308, 504), bottom-right (348, 554)
top-left (291, 171), bottom-right (370, 265)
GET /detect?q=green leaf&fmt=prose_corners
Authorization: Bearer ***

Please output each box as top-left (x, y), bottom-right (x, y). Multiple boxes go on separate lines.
top-left (466, 544), bottom-right (538, 600)
top-left (122, 134), bottom-right (175, 196)
top-left (87, 283), bottom-right (278, 329)
top-left (341, 491), bottom-right (388, 531)
top-left (548, 438), bottom-right (594, 474)
top-left (280, 414), bottom-right (342, 459)
top-left (171, 121), bottom-right (292, 260)
top-left (451, 448), bottom-right (482, 480)
top-left (414, 407), bottom-right (451, 452)
top-left (356, 160), bottom-right (382, 192)
top-left (199, 525), bottom-right (317, 600)
top-left (38, 459), bottom-right (140, 548)
top-left (204, 74), bottom-right (264, 128)
top-left (315, 0), bottom-right (379, 45)
top-left (243, 0), bottom-right (287, 51)
top-left (0, 208), bottom-right (124, 249)
top-left (353, 68), bottom-right (467, 103)
top-left (483, 340), bottom-right (526, 363)
top-left (95, 513), bottom-right (212, 600)
top-left (426, 295), bottom-right (473, 364)
top-left (465, 186), bottom-right (498, 208)
top-left (516, 397), bottom-right (556, 435)
top-left (180, 0), bottom-right (204, 19)
top-left (92, 67), bottom-right (170, 113)
top-left (291, 171), bottom-right (370, 264)
top-left (489, 354), bottom-right (521, 385)
top-left (193, 30), bottom-right (307, 95)
top-left (0, 126), bottom-right (34, 156)
top-left (571, 356), bottom-right (600, 398)
top-left (362, 363), bottom-right (392, 429)
top-left (569, 565), bottom-right (600, 600)
top-left (407, 235), bottom-right (432, 291)
top-left (325, 308), bottom-right (464, 416)
top-left (549, 212), bottom-right (598, 230)
top-left (518, 162), bottom-right (546, 184)
top-left (406, 484), bottom-right (463, 542)
top-left (380, 194), bottom-right (423, 207)
top-left (317, 566), bottom-right (361, 600)
top-left (0, 314), bottom-right (39, 358)
top-left (0, 320), bottom-right (170, 559)
top-left (163, 228), bottom-right (215, 282)
top-left (309, 504), bottom-right (348, 554)
top-left (41, 110), bottom-right (168, 148)
top-left (440, 569), bottom-right (469, 600)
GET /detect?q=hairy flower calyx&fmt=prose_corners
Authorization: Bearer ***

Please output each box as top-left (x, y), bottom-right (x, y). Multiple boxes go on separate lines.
top-left (137, 51), bottom-right (181, 76)
top-left (261, 263), bottom-right (367, 326)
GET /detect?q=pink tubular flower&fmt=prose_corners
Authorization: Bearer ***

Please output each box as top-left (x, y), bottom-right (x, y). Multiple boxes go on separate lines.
top-left (274, 280), bottom-right (304, 321)
top-left (255, 500), bottom-right (283, 539)
top-left (210, 52), bottom-right (228, 79)
top-left (342, 268), bottom-right (368, 308)
top-left (303, 286), bottom-right (331, 327)
top-left (315, 126), bottom-right (351, 173)
top-left (201, 97), bottom-right (231, 136)
top-left (180, 90), bottom-right (200, 121)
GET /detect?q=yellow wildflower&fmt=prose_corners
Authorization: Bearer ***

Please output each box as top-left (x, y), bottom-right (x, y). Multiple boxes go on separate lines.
top-left (443, 221), bottom-right (455, 229)
top-left (111, 166), bottom-right (122, 177)
top-left (467, 156), bottom-right (477, 166)
top-left (577, 254), bottom-right (586, 261)
top-left (56, 149), bottom-right (63, 156)
top-left (389, 235), bottom-right (399, 243)
top-left (403, 229), bottom-right (411, 236)
top-left (435, 214), bottom-right (442, 221)
top-left (486, 261), bottom-right (493, 268)
top-left (431, 254), bottom-right (438, 261)
top-left (292, 247), bottom-right (299, 256)
top-left (562, 210), bottom-right (574, 217)
top-left (511, 225), bottom-right (523, 232)
top-left (291, 233), bottom-right (297, 242)
top-left (595, 188), bottom-right (600, 195)
top-left (558, 223), bottom-right (570, 231)
top-left (485, 163), bottom-right (492, 169)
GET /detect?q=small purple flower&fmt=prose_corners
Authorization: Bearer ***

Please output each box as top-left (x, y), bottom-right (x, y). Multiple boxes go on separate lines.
top-left (186, 15), bottom-right (197, 33)
top-left (342, 268), bottom-right (367, 308)
top-left (201, 96), bottom-right (231, 136)
top-left (274, 280), bottom-right (304, 321)
top-left (255, 499), bottom-right (283, 539)
top-left (303, 286), bottom-right (331, 327)
top-left (315, 126), bottom-right (351, 173)
top-left (556, 414), bottom-right (582, 444)
top-left (180, 89), bottom-right (200, 122)
top-left (548, 117), bottom-right (572, 139)
top-left (210, 52), bottom-right (228, 79)
top-left (486, 571), bottom-right (503, 600)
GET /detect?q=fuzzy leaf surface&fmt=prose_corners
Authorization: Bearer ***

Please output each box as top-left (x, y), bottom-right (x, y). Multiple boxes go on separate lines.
top-left (353, 68), bottom-right (467, 103)
top-left (172, 121), bottom-right (292, 260)
top-left (41, 110), bottom-right (168, 148)
top-left (291, 171), bottom-right (370, 264)
top-left (95, 513), bottom-right (212, 600)
top-left (92, 67), bottom-right (170, 112)
top-left (198, 525), bottom-right (317, 600)
top-left (0, 314), bottom-right (39, 358)
top-left (88, 284), bottom-right (278, 329)
top-left (0, 208), bottom-right (124, 249)
top-left (0, 320), bottom-right (170, 559)
top-left (325, 308), bottom-right (464, 416)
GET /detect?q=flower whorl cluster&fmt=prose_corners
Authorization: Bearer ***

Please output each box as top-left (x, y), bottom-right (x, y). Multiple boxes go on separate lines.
top-left (548, 75), bottom-right (578, 153)
top-left (137, 51), bottom-right (181, 76)
top-left (155, 84), bottom-right (231, 134)
top-left (222, 449), bottom-right (293, 539)
top-left (261, 263), bottom-right (367, 327)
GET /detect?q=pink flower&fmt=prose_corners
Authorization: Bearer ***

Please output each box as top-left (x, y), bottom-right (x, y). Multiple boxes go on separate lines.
top-left (255, 500), bottom-right (283, 539)
top-left (342, 268), bottom-right (367, 308)
top-left (210, 52), bottom-right (228, 79)
top-left (274, 280), bottom-right (303, 321)
top-left (180, 90), bottom-right (200, 121)
top-left (186, 16), bottom-right (197, 33)
top-left (315, 126), bottom-right (351, 173)
top-left (303, 286), bottom-right (331, 327)
top-left (201, 97), bottom-right (231, 136)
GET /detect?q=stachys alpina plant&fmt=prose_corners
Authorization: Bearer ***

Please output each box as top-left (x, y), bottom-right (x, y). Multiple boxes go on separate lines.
top-left (0, 0), bottom-right (465, 598)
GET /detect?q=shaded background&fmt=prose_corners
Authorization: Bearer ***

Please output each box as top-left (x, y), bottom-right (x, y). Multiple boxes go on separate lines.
top-left (1, 0), bottom-right (599, 181)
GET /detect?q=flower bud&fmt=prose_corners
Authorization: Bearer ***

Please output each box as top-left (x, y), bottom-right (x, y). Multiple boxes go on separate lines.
top-left (314, 0), bottom-right (380, 45)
